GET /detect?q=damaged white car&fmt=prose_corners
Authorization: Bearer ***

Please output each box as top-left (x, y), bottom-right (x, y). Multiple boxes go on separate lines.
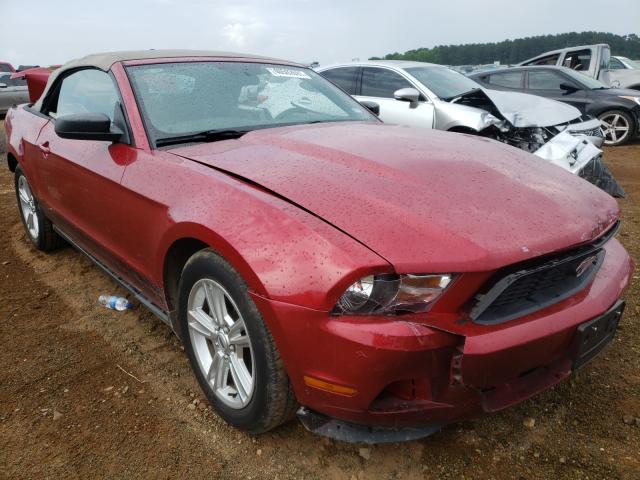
top-left (318, 61), bottom-right (624, 197)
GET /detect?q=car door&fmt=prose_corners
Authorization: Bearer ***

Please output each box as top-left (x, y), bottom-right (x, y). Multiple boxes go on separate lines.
top-left (525, 69), bottom-right (588, 113)
top-left (356, 67), bottom-right (435, 128)
top-left (33, 68), bottom-right (137, 274)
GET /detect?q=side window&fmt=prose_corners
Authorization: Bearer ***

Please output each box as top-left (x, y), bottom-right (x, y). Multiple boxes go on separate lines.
top-left (488, 71), bottom-right (523, 88)
top-left (321, 67), bottom-right (359, 95)
top-left (562, 49), bottom-right (592, 71)
top-left (361, 67), bottom-right (412, 98)
top-left (51, 69), bottom-right (119, 120)
top-left (609, 57), bottom-right (625, 70)
top-left (528, 70), bottom-right (566, 90)
top-left (525, 54), bottom-right (560, 66)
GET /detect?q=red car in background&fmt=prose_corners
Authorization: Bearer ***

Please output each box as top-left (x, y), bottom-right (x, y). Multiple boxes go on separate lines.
top-left (3, 50), bottom-right (634, 443)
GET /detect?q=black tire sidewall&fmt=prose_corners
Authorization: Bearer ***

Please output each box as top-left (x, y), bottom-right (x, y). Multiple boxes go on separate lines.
top-left (177, 250), bottom-right (275, 431)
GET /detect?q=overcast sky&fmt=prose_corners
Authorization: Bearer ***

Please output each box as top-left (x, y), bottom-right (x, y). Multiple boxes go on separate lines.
top-left (1, 0), bottom-right (638, 67)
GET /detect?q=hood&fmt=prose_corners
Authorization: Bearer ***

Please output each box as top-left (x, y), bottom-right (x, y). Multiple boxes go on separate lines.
top-left (170, 123), bottom-right (618, 273)
top-left (457, 88), bottom-right (582, 128)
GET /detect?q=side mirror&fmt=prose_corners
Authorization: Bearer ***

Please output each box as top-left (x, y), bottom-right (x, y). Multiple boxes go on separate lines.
top-left (559, 82), bottom-right (579, 93)
top-left (359, 100), bottom-right (380, 116)
top-left (394, 87), bottom-right (420, 103)
top-left (0, 83), bottom-right (7, 88)
top-left (54, 113), bottom-right (123, 142)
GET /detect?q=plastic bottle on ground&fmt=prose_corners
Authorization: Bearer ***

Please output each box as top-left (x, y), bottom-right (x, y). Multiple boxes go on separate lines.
top-left (98, 295), bottom-right (134, 311)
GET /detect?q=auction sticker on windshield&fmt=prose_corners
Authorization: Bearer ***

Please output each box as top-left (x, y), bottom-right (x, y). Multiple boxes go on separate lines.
top-left (266, 67), bottom-right (311, 79)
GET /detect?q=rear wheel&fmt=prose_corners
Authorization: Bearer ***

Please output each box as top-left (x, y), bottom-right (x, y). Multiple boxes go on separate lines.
top-left (14, 166), bottom-right (64, 251)
top-left (178, 249), bottom-right (297, 433)
top-left (598, 110), bottom-right (635, 146)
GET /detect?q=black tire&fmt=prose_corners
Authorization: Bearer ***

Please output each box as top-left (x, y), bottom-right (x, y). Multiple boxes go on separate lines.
top-left (14, 166), bottom-right (64, 251)
top-left (178, 249), bottom-right (297, 433)
top-left (598, 109), bottom-right (636, 146)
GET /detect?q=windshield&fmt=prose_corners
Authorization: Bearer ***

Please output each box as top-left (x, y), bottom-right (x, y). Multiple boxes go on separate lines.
top-left (127, 61), bottom-right (376, 144)
top-left (405, 66), bottom-right (481, 99)
top-left (562, 68), bottom-right (609, 89)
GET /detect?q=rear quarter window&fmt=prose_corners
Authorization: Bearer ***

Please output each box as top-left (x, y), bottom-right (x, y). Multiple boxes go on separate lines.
top-left (320, 67), bottom-right (359, 95)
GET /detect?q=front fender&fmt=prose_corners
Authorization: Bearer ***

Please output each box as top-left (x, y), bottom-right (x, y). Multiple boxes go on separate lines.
top-left (433, 100), bottom-right (493, 132)
top-left (147, 155), bottom-right (390, 311)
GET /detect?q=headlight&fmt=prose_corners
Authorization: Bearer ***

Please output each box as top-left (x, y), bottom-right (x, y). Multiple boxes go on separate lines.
top-left (618, 96), bottom-right (640, 106)
top-left (334, 273), bottom-right (454, 315)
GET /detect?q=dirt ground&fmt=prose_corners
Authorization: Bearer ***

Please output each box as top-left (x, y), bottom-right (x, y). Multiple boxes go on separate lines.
top-left (0, 121), bottom-right (638, 480)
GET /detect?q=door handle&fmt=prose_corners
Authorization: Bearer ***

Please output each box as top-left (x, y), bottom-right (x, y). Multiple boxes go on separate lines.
top-left (38, 142), bottom-right (50, 156)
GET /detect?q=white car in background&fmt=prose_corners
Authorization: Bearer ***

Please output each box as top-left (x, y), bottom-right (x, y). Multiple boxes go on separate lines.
top-left (611, 56), bottom-right (639, 70)
top-left (318, 60), bottom-right (624, 197)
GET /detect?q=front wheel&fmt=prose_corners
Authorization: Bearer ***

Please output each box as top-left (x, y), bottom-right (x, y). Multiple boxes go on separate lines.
top-left (598, 110), bottom-right (635, 146)
top-left (14, 166), bottom-right (64, 251)
top-left (178, 249), bottom-right (297, 433)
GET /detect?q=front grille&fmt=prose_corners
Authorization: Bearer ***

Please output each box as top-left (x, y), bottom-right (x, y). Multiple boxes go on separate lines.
top-left (469, 222), bottom-right (618, 325)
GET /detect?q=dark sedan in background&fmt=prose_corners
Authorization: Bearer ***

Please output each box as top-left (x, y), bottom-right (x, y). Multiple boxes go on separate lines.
top-left (470, 66), bottom-right (640, 146)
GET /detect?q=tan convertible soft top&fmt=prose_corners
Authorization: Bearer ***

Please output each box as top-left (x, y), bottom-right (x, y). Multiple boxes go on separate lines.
top-left (33, 49), bottom-right (293, 111)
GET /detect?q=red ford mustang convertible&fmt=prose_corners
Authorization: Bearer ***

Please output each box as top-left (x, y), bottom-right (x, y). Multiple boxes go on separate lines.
top-left (4, 50), bottom-right (634, 442)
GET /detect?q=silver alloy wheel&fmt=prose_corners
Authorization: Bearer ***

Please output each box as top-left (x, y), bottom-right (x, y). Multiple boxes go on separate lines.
top-left (17, 175), bottom-right (39, 240)
top-left (187, 278), bottom-right (255, 409)
top-left (600, 113), bottom-right (630, 145)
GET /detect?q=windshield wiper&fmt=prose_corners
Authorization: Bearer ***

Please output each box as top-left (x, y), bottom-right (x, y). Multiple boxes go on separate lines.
top-left (156, 129), bottom-right (250, 147)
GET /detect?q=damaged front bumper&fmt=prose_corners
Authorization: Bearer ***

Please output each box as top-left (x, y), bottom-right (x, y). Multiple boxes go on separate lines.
top-left (447, 89), bottom-right (623, 197)
top-left (534, 131), bottom-right (601, 174)
top-left (562, 118), bottom-right (605, 147)
top-left (251, 239), bottom-right (633, 443)
top-left (534, 131), bottom-right (625, 197)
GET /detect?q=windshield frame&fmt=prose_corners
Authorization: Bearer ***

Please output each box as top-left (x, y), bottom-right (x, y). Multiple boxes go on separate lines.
top-left (125, 59), bottom-right (379, 148)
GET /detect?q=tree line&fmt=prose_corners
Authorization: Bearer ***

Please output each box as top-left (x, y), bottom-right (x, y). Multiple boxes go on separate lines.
top-left (369, 32), bottom-right (640, 65)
